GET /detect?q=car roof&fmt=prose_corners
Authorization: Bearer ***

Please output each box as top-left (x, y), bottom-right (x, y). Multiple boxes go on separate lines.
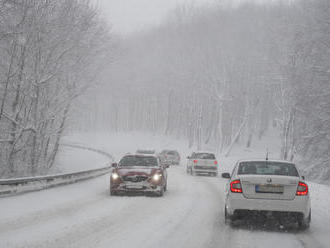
top-left (192, 151), bottom-right (215, 154)
top-left (236, 159), bottom-right (295, 164)
top-left (136, 149), bottom-right (155, 153)
top-left (124, 153), bottom-right (158, 159)
top-left (162, 149), bottom-right (178, 152)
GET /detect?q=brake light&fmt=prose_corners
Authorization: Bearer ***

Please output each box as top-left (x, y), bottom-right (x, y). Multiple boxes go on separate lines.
top-left (296, 181), bottom-right (308, 196)
top-left (193, 160), bottom-right (198, 164)
top-left (230, 180), bottom-right (242, 193)
top-left (214, 161), bottom-right (218, 165)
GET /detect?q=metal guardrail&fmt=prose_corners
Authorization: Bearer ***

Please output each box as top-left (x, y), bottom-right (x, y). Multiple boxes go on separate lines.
top-left (0, 144), bottom-right (113, 197)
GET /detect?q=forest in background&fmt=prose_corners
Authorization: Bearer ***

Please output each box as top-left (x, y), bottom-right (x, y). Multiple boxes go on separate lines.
top-left (73, 0), bottom-right (330, 181)
top-left (0, 0), bottom-right (113, 177)
top-left (1, 0), bottom-right (329, 182)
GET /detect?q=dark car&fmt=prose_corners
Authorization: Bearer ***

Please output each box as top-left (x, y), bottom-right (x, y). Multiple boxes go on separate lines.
top-left (159, 150), bottom-right (181, 165)
top-left (110, 154), bottom-right (168, 196)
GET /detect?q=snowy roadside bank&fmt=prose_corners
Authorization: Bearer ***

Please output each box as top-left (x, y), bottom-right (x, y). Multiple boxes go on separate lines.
top-left (0, 144), bottom-right (113, 197)
top-left (50, 143), bottom-right (112, 174)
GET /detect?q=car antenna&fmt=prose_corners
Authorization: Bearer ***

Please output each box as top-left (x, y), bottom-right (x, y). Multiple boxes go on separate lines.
top-left (266, 148), bottom-right (269, 161)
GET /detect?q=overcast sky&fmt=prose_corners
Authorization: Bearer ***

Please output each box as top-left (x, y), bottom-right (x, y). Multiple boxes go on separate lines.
top-left (94, 0), bottom-right (216, 34)
top-left (94, 0), bottom-right (275, 35)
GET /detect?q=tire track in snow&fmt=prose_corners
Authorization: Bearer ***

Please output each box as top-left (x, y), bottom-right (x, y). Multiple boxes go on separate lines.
top-left (0, 166), bottom-right (327, 248)
top-left (0, 193), bottom-right (105, 234)
top-left (296, 231), bottom-right (325, 248)
top-left (19, 167), bottom-right (223, 248)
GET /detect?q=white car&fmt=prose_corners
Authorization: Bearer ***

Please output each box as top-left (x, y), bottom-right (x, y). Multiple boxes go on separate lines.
top-left (186, 152), bottom-right (218, 176)
top-left (222, 159), bottom-right (311, 229)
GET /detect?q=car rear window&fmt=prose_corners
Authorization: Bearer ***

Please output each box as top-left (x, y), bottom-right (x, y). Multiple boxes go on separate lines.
top-left (192, 153), bottom-right (215, 159)
top-left (238, 161), bottom-right (299, 177)
top-left (167, 151), bottom-right (178, 156)
top-left (119, 155), bottom-right (158, 167)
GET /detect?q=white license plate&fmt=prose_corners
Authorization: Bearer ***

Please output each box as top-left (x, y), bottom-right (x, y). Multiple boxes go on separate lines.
top-left (125, 184), bottom-right (144, 189)
top-left (255, 184), bottom-right (284, 194)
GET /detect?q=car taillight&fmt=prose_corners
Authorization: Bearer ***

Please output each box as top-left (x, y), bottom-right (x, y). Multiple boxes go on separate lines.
top-left (193, 160), bottom-right (198, 164)
top-left (214, 161), bottom-right (218, 165)
top-left (230, 180), bottom-right (242, 193)
top-left (296, 181), bottom-right (308, 196)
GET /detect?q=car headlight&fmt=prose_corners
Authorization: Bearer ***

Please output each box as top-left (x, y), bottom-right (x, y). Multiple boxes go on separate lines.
top-left (152, 173), bottom-right (162, 181)
top-left (111, 172), bottom-right (119, 180)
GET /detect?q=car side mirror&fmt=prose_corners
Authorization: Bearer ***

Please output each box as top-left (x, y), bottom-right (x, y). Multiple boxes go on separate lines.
top-left (187, 156), bottom-right (190, 159)
top-left (111, 162), bottom-right (118, 168)
top-left (222, 173), bottom-right (231, 179)
top-left (301, 175), bottom-right (305, 180)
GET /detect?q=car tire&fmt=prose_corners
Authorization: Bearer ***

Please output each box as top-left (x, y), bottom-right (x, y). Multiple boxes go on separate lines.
top-left (164, 182), bottom-right (167, 192)
top-left (110, 190), bottom-right (116, 196)
top-left (224, 206), bottom-right (231, 225)
top-left (298, 210), bottom-right (311, 230)
top-left (156, 187), bottom-right (164, 197)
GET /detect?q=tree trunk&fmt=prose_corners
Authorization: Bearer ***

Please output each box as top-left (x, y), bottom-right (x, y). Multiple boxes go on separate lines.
top-left (47, 102), bottom-right (71, 169)
top-left (225, 117), bottom-right (247, 157)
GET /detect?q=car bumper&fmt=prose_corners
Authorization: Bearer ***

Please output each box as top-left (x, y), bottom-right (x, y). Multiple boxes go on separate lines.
top-left (226, 193), bottom-right (311, 217)
top-left (192, 166), bottom-right (217, 174)
top-left (111, 182), bottom-right (162, 193)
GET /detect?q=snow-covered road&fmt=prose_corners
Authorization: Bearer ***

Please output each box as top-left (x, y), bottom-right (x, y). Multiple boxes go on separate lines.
top-left (0, 165), bottom-right (329, 248)
top-left (1, 132), bottom-right (329, 248)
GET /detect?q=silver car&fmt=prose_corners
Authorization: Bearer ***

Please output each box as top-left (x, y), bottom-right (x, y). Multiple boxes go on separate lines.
top-left (186, 152), bottom-right (218, 176)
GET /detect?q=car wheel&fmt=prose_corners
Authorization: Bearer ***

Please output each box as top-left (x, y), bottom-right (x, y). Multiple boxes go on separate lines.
top-left (110, 190), bottom-right (116, 196)
top-left (298, 210), bottom-right (311, 230)
top-left (164, 182), bottom-right (167, 192)
top-left (156, 187), bottom-right (164, 197)
top-left (224, 206), bottom-right (231, 225)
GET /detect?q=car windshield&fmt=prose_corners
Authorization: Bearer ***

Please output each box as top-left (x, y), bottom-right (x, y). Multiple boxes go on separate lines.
top-left (238, 161), bottom-right (299, 177)
top-left (119, 155), bottom-right (158, 167)
top-left (192, 153), bottom-right (215, 159)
